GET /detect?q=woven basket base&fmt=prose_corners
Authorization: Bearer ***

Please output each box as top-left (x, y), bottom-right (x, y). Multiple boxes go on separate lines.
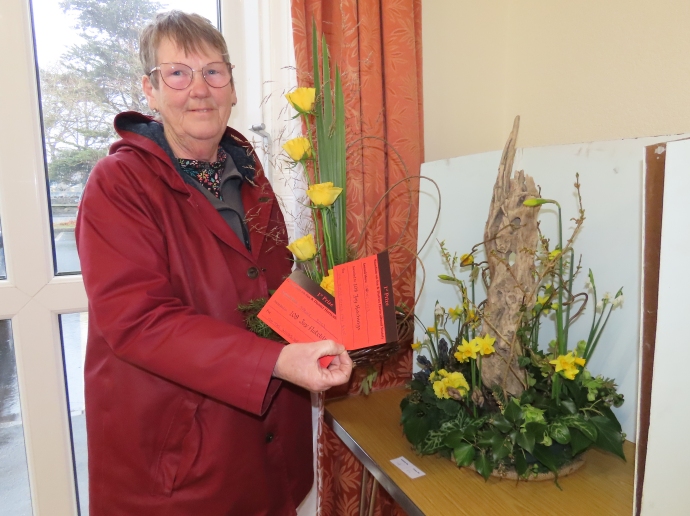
top-left (466, 454), bottom-right (585, 481)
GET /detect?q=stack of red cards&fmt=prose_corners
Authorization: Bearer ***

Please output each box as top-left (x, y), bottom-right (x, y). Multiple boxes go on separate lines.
top-left (258, 252), bottom-right (398, 365)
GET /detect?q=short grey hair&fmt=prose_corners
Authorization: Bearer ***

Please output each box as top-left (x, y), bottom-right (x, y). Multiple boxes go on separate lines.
top-left (140, 10), bottom-right (231, 88)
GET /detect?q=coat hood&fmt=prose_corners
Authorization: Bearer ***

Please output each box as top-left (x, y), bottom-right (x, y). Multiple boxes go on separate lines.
top-left (111, 111), bottom-right (259, 192)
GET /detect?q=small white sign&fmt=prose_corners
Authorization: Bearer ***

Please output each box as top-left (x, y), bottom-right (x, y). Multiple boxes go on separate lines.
top-left (390, 456), bottom-right (426, 479)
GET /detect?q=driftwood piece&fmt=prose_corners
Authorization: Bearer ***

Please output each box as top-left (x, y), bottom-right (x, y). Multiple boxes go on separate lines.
top-left (480, 117), bottom-right (541, 397)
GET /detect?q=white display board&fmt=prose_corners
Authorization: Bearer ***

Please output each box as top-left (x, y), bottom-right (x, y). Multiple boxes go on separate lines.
top-left (416, 134), bottom-right (687, 442)
top-left (640, 138), bottom-right (690, 515)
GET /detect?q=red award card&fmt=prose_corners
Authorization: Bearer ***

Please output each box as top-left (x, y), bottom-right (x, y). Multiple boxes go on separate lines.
top-left (257, 270), bottom-right (340, 367)
top-left (333, 251), bottom-right (398, 350)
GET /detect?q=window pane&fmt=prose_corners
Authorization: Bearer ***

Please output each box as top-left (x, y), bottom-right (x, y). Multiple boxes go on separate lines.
top-left (60, 312), bottom-right (87, 514)
top-left (31, 0), bottom-right (219, 275)
top-left (0, 320), bottom-right (32, 516)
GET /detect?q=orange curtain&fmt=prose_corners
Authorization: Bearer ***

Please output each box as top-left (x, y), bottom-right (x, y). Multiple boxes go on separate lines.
top-left (291, 1), bottom-right (423, 514)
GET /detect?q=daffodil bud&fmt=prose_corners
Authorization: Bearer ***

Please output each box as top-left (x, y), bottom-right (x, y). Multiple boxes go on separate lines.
top-left (523, 198), bottom-right (554, 207)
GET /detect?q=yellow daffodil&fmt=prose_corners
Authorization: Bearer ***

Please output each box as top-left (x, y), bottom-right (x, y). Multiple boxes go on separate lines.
top-left (460, 253), bottom-right (474, 267)
top-left (427, 326), bottom-right (437, 335)
top-left (320, 269), bottom-right (335, 296)
top-left (282, 137), bottom-right (312, 161)
top-left (476, 334), bottom-right (496, 356)
top-left (286, 234), bottom-right (317, 262)
top-left (549, 249), bottom-right (562, 260)
top-left (285, 87), bottom-right (316, 114)
top-left (550, 352), bottom-right (585, 380)
top-left (466, 309), bottom-right (478, 323)
top-left (454, 338), bottom-right (479, 363)
top-left (306, 182), bottom-right (343, 207)
top-left (448, 305), bottom-right (462, 322)
top-left (433, 371), bottom-right (469, 399)
top-left (411, 341), bottom-right (422, 351)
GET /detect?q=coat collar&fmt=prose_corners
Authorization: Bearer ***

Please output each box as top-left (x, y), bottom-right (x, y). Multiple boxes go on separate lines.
top-left (111, 111), bottom-right (276, 261)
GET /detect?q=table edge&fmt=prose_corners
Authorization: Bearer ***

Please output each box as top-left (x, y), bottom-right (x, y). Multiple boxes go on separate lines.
top-left (324, 408), bottom-right (425, 516)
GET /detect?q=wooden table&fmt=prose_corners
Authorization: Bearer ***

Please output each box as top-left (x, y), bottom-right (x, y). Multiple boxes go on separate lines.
top-left (325, 388), bottom-right (635, 516)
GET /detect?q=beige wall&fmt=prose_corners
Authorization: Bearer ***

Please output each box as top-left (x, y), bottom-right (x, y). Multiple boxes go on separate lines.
top-left (423, 1), bottom-right (690, 161)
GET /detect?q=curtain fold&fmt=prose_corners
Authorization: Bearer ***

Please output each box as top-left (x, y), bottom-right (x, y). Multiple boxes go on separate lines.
top-left (291, 1), bottom-right (423, 514)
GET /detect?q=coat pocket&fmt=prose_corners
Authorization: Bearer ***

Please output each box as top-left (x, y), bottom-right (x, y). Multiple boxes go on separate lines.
top-left (153, 396), bottom-right (201, 496)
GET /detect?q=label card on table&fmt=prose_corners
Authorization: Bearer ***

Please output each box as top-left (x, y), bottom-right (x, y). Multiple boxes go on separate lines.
top-left (390, 457), bottom-right (426, 479)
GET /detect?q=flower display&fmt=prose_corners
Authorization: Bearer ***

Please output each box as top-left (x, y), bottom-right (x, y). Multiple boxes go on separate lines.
top-left (284, 87), bottom-right (316, 114)
top-left (306, 182), bottom-right (343, 207)
top-left (286, 234), bottom-right (317, 262)
top-left (282, 137), bottom-right (312, 161)
top-left (402, 183), bottom-right (626, 483)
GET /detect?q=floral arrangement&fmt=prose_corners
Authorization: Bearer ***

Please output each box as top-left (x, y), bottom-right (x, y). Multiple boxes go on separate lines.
top-left (401, 180), bottom-right (626, 483)
top-left (281, 23), bottom-right (348, 296)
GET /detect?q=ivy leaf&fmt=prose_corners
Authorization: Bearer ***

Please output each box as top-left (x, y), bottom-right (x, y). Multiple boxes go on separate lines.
top-left (549, 421), bottom-right (571, 445)
top-left (453, 443), bottom-right (475, 467)
top-left (569, 427), bottom-right (593, 456)
top-left (409, 380), bottom-right (426, 392)
top-left (478, 429), bottom-right (500, 447)
top-left (525, 422), bottom-right (547, 443)
top-left (600, 406), bottom-right (623, 432)
top-left (560, 399), bottom-right (578, 415)
top-left (517, 429), bottom-right (535, 454)
top-left (474, 452), bottom-right (493, 481)
top-left (504, 401), bottom-right (524, 424)
top-left (400, 401), bottom-right (420, 424)
top-left (532, 443), bottom-right (558, 474)
top-left (404, 416), bottom-right (430, 446)
top-left (443, 430), bottom-right (465, 450)
top-left (590, 416), bottom-right (626, 460)
top-left (514, 449), bottom-right (528, 478)
top-left (491, 414), bottom-right (513, 433)
top-left (492, 439), bottom-right (512, 462)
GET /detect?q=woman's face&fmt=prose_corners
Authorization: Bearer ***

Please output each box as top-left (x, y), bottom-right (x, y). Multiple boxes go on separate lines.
top-left (142, 37), bottom-right (237, 159)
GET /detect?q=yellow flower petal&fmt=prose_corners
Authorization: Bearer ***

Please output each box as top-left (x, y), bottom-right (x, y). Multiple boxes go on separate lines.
top-left (411, 341), bottom-right (422, 351)
top-left (286, 234), bottom-right (317, 262)
top-left (282, 136), bottom-right (312, 161)
top-left (285, 87), bottom-right (316, 114)
top-left (306, 182), bottom-right (343, 207)
top-left (320, 269), bottom-right (335, 296)
top-left (460, 253), bottom-right (474, 267)
top-left (476, 334), bottom-right (496, 356)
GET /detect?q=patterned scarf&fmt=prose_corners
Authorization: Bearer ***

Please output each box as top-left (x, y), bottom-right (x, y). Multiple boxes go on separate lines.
top-left (178, 146), bottom-right (228, 200)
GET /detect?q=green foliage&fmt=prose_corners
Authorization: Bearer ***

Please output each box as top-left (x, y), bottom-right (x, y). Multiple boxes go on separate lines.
top-left (42, 0), bottom-right (164, 189)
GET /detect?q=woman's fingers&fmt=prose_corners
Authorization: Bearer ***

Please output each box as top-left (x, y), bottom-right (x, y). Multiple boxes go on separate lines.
top-left (273, 340), bottom-right (353, 392)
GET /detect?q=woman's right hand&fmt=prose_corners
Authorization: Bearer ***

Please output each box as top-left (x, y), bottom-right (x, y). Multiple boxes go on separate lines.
top-left (272, 340), bottom-right (353, 392)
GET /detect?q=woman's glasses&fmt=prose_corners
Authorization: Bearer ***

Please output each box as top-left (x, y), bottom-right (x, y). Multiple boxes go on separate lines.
top-left (150, 62), bottom-right (233, 90)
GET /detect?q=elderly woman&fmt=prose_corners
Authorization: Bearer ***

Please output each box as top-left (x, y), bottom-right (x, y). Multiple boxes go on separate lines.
top-left (75, 11), bottom-right (352, 516)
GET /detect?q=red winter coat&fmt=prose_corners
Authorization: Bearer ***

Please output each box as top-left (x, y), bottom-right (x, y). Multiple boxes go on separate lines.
top-left (76, 112), bottom-right (312, 516)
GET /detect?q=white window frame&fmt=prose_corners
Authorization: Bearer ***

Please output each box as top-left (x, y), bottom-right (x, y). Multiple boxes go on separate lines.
top-left (0, 1), bottom-right (299, 514)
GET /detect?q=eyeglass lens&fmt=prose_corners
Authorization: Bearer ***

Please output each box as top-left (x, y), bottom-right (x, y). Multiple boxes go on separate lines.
top-left (158, 62), bottom-right (232, 90)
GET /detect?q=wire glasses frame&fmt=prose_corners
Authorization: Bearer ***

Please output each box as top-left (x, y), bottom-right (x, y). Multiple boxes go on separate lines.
top-left (149, 62), bottom-right (234, 90)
